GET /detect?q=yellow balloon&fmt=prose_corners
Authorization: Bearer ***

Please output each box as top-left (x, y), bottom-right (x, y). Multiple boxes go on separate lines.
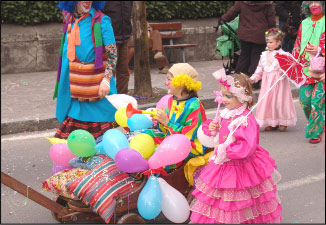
top-left (45, 137), bottom-right (67, 145)
top-left (115, 107), bottom-right (128, 127)
top-left (129, 133), bottom-right (155, 160)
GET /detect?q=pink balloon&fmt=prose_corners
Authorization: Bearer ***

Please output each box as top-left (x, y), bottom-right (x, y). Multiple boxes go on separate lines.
top-left (148, 134), bottom-right (191, 169)
top-left (115, 148), bottom-right (149, 173)
top-left (52, 164), bottom-right (74, 175)
top-left (49, 143), bottom-right (77, 167)
top-left (156, 94), bottom-right (172, 110)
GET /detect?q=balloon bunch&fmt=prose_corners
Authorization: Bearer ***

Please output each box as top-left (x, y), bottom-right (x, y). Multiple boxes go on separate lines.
top-left (137, 175), bottom-right (190, 223)
top-left (96, 131), bottom-right (191, 176)
top-left (47, 130), bottom-right (97, 175)
top-left (134, 134), bottom-right (191, 222)
top-left (47, 94), bottom-right (191, 222)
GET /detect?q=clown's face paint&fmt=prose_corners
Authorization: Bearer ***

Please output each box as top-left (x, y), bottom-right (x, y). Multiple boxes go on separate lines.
top-left (309, 1), bottom-right (322, 15)
top-left (76, 1), bottom-right (93, 14)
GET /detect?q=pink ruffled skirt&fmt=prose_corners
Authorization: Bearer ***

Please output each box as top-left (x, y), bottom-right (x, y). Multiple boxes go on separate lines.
top-left (189, 147), bottom-right (282, 224)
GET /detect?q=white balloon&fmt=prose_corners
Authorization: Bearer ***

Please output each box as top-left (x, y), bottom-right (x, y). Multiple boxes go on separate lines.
top-left (197, 124), bottom-right (219, 148)
top-left (157, 178), bottom-right (190, 223)
top-left (105, 94), bottom-right (138, 109)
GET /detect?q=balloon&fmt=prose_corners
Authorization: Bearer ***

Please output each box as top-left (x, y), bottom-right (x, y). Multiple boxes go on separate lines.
top-left (67, 130), bottom-right (96, 157)
top-left (115, 107), bottom-right (128, 127)
top-left (127, 114), bottom-right (153, 131)
top-left (96, 141), bottom-right (105, 155)
top-left (115, 148), bottom-right (149, 173)
top-left (105, 94), bottom-right (138, 109)
top-left (137, 176), bottom-right (162, 220)
top-left (129, 133), bottom-right (155, 160)
top-left (52, 164), bottom-right (74, 175)
top-left (197, 124), bottom-right (219, 148)
top-left (157, 178), bottom-right (190, 223)
top-left (102, 129), bottom-right (129, 160)
top-left (49, 143), bottom-right (77, 166)
top-left (156, 94), bottom-right (172, 110)
top-left (148, 134), bottom-right (191, 169)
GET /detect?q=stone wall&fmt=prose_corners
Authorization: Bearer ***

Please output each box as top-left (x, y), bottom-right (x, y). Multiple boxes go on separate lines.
top-left (1, 20), bottom-right (222, 74)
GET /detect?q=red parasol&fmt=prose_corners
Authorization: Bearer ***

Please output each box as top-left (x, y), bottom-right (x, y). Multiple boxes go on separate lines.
top-left (274, 52), bottom-right (307, 88)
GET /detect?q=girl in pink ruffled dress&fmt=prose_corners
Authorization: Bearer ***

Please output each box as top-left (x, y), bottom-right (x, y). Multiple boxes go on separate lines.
top-left (189, 69), bottom-right (282, 224)
top-left (250, 28), bottom-right (297, 132)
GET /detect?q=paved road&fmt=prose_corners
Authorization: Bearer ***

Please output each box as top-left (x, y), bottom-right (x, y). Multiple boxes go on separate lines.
top-left (1, 100), bottom-right (325, 223)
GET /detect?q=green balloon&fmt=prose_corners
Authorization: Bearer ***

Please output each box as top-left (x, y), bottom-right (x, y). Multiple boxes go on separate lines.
top-left (67, 130), bottom-right (96, 157)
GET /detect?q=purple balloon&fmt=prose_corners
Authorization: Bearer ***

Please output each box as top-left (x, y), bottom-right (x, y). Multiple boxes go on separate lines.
top-left (52, 164), bottom-right (74, 175)
top-left (115, 148), bottom-right (149, 173)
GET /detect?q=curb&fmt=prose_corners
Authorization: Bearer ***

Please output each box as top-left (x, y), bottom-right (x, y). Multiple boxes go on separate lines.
top-left (1, 88), bottom-right (300, 136)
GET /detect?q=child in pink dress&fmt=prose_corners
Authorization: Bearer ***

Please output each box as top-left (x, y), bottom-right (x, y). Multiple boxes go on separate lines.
top-left (189, 69), bottom-right (282, 224)
top-left (250, 28), bottom-right (297, 132)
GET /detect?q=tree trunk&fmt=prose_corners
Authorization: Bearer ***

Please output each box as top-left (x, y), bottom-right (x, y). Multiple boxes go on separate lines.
top-left (132, 1), bottom-right (152, 97)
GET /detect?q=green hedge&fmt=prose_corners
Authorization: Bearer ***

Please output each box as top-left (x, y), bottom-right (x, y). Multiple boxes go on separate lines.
top-left (146, 1), bottom-right (234, 20)
top-left (1, 1), bottom-right (234, 26)
top-left (1, 1), bottom-right (62, 25)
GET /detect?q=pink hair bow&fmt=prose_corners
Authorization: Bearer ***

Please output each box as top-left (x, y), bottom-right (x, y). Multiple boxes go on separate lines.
top-left (217, 78), bottom-right (231, 91)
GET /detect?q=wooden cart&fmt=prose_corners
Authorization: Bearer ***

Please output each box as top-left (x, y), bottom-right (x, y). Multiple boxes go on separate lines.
top-left (1, 163), bottom-right (194, 224)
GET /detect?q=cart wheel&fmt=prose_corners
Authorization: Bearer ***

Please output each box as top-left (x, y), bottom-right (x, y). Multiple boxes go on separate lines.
top-left (117, 213), bottom-right (145, 224)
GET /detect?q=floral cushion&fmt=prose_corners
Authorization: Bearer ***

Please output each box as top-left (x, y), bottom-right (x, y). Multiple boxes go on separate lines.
top-left (42, 168), bottom-right (89, 200)
top-left (66, 157), bottom-right (139, 223)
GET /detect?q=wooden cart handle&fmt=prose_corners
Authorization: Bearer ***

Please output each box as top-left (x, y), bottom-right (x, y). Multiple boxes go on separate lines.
top-left (1, 171), bottom-right (71, 218)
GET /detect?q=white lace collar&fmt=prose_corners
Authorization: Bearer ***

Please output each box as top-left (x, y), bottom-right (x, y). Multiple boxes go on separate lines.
top-left (261, 49), bottom-right (285, 72)
top-left (220, 103), bottom-right (247, 119)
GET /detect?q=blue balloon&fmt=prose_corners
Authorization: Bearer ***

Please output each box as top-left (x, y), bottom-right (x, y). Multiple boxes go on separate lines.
top-left (96, 141), bottom-right (105, 155)
top-left (137, 175), bottom-right (162, 220)
top-left (102, 129), bottom-right (129, 160)
top-left (127, 114), bottom-right (153, 131)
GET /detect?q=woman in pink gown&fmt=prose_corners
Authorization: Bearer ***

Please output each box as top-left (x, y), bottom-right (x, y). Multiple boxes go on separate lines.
top-left (250, 28), bottom-right (297, 132)
top-left (190, 69), bottom-right (282, 224)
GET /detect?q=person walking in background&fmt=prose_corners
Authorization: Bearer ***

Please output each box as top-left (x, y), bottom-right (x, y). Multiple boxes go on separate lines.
top-left (127, 22), bottom-right (169, 74)
top-left (54, 1), bottom-right (119, 140)
top-left (250, 28), bottom-right (297, 132)
top-left (189, 70), bottom-right (282, 223)
top-left (103, 1), bottom-right (133, 94)
top-left (292, 1), bottom-right (325, 144)
top-left (221, 1), bottom-right (276, 89)
top-left (275, 1), bottom-right (303, 53)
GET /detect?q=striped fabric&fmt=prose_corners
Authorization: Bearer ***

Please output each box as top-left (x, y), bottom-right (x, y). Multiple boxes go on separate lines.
top-left (69, 54), bottom-right (107, 102)
top-left (54, 116), bottom-right (119, 140)
top-left (67, 157), bottom-right (139, 223)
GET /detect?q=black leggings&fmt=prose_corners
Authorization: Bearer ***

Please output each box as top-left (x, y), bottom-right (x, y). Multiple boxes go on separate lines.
top-left (235, 40), bottom-right (266, 76)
